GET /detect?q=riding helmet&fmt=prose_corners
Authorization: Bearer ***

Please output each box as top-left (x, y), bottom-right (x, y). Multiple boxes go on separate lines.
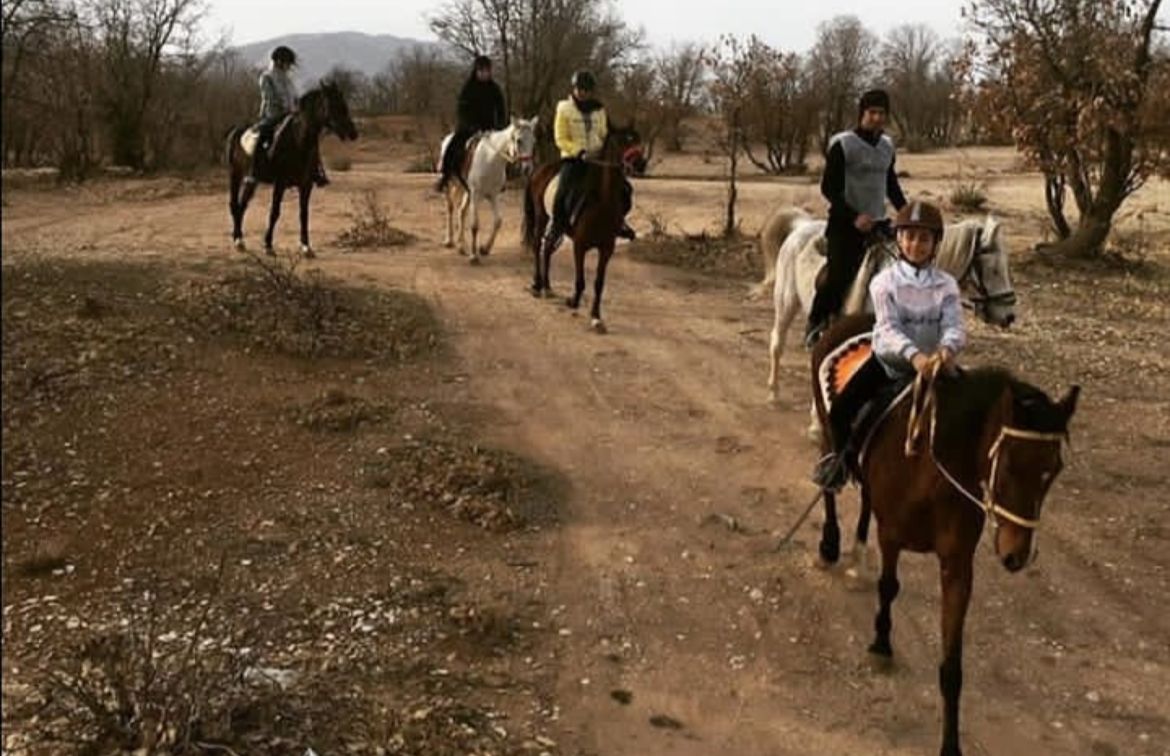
top-left (571, 70), bottom-right (597, 92)
top-left (474, 54), bottom-right (493, 70)
top-left (894, 200), bottom-right (945, 235)
top-left (271, 45), bottom-right (297, 66)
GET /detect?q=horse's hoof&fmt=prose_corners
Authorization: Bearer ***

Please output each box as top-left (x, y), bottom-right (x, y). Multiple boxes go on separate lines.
top-left (564, 297), bottom-right (578, 309)
top-left (300, 245), bottom-right (315, 259)
top-left (479, 247), bottom-right (491, 257)
top-left (443, 240), bottom-right (454, 249)
top-left (233, 238), bottom-right (246, 252)
top-left (590, 319), bottom-right (607, 334)
top-left (264, 246), bottom-right (276, 257)
top-left (867, 640), bottom-right (894, 659)
top-left (819, 538), bottom-right (841, 565)
top-left (530, 285), bottom-right (542, 298)
top-left (469, 255), bottom-right (481, 266)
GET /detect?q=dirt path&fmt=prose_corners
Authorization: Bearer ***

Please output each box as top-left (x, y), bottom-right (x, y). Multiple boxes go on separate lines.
top-left (4, 169), bottom-right (1168, 755)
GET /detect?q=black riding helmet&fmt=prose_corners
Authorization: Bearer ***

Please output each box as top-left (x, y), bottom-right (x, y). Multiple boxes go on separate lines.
top-left (271, 45), bottom-right (297, 66)
top-left (474, 54), bottom-right (492, 70)
top-left (571, 70), bottom-right (596, 92)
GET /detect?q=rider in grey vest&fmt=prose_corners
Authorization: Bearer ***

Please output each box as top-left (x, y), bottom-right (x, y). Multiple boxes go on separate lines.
top-left (805, 89), bottom-right (907, 348)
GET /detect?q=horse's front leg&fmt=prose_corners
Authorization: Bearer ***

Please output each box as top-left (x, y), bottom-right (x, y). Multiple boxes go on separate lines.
top-left (468, 191), bottom-right (481, 265)
top-left (588, 242), bottom-right (614, 333)
top-left (298, 183), bottom-right (314, 258)
top-left (938, 555), bottom-right (974, 756)
top-left (768, 287), bottom-right (800, 404)
top-left (482, 193), bottom-right (502, 256)
top-left (868, 536), bottom-right (901, 658)
top-left (264, 183), bottom-right (286, 255)
top-left (819, 490), bottom-right (841, 565)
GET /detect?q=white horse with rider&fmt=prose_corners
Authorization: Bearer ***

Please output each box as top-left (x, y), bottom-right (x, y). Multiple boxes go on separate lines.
top-left (438, 116), bottom-right (538, 264)
top-left (753, 206), bottom-right (1018, 439)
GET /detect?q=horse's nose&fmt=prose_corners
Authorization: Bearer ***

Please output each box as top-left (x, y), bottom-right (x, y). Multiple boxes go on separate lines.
top-left (1002, 552), bottom-right (1026, 572)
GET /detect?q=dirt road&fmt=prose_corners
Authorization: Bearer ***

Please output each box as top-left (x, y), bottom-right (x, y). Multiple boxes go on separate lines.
top-left (3, 161), bottom-right (1169, 755)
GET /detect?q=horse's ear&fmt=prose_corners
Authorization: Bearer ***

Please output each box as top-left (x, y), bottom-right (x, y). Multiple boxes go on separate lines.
top-left (530, 115), bottom-right (539, 128)
top-left (1059, 385), bottom-right (1081, 420)
top-left (510, 114), bottom-right (517, 126)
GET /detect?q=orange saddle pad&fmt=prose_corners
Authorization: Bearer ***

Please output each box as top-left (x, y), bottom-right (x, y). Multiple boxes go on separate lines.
top-left (816, 333), bottom-right (874, 412)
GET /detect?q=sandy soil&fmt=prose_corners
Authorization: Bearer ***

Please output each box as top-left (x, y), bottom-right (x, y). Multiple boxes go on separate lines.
top-left (3, 133), bottom-right (1169, 755)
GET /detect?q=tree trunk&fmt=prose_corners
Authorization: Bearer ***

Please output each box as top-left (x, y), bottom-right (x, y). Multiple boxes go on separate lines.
top-left (1043, 173), bottom-right (1071, 240)
top-left (1048, 211), bottom-right (1112, 259)
top-left (724, 115), bottom-right (739, 238)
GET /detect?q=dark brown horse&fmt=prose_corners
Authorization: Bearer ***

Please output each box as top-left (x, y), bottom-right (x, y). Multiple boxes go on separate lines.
top-left (226, 82), bottom-right (358, 258)
top-left (522, 125), bottom-right (643, 333)
top-left (811, 314), bottom-right (1080, 756)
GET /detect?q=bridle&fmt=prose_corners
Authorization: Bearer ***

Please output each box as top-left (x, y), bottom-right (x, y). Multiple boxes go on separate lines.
top-left (962, 226), bottom-right (1017, 312)
top-left (906, 357), bottom-right (1065, 534)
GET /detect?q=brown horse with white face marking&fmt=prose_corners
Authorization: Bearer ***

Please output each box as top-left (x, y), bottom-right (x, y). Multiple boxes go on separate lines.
top-left (811, 314), bottom-right (1080, 756)
top-left (522, 125), bottom-right (644, 333)
top-left (225, 81), bottom-right (358, 257)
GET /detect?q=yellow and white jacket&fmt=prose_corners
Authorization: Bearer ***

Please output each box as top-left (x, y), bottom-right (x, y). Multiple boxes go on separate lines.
top-left (553, 97), bottom-right (608, 159)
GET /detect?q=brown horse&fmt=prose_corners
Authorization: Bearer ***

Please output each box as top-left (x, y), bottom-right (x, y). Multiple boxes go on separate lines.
top-left (811, 314), bottom-right (1080, 756)
top-left (522, 125), bottom-right (643, 333)
top-left (225, 82), bottom-right (358, 258)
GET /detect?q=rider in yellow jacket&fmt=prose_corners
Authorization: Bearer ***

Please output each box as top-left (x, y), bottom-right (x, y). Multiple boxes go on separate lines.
top-left (542, 70), bottom-right (635, 253)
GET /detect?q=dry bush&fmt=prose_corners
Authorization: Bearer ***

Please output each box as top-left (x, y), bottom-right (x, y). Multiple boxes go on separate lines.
top-left (627, 227), bottom-right (762, 280)
top-left (949, 181), bottom-right (989, 212)
top-left (336, 189), bottom-right (415, 249)
top-left (179, 250), bottom-right (441, 362)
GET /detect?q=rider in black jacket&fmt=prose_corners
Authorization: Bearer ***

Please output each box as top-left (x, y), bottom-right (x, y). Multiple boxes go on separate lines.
top-left (436, 55), bottom-right (507, 191)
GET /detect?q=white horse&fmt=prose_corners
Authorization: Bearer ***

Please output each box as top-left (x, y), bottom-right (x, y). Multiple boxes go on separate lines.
top-left (438, 117), bottom-right (537, 265)
top-left (755, 207), bottom-right (1018, 439)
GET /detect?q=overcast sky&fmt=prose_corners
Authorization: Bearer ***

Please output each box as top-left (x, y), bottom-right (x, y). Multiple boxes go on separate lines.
top-left (205, 0), bottom-right (974, 51)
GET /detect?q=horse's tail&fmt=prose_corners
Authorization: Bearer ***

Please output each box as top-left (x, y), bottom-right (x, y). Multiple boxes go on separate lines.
top-left (749, 206), bottom-right (810, 300)
top-left (522, 175), bottom-right (537, 248)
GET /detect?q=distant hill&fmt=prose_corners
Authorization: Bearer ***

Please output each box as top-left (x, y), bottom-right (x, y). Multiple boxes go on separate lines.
top-left (234, 32), bottom-right (445, 85)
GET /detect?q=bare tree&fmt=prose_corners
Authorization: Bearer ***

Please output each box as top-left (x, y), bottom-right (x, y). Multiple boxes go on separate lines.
top-left (429, 0), bottom-right (643, 157)
top-left (655, 42), bottom-right (705, 151)
top-left (707, 35), bottom-right (763, 236)
top-left (86, 0), bottom-right (209, 169)
top-left (741, 48), bottom-right (816, 174)
top-left (808, 15), bottom-right (878, 153)
top-left (880, 24), bottom-right (961, 150)
top-left (965, 0), bottom-right (1168, 258)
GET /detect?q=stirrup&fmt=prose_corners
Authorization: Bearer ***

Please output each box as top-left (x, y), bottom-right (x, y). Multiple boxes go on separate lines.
top-left (804, 322), bottom-right (826, 351)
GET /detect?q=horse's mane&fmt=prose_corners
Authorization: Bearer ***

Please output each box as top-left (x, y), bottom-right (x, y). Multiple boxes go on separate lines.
top-left (933, 367), bottom-right (1069, 463)
top-left (298, 87), bottom-right (324, 109)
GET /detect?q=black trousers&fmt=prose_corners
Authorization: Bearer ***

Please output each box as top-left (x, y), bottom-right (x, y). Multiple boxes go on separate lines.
top-left (827, 356), bottom-right (891, 454)
top-left (808, 222), bottom-right (867, 331)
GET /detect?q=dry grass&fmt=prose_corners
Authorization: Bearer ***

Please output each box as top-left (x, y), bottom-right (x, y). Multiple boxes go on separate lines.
top-left (336, 189), bottom-right (415, 249)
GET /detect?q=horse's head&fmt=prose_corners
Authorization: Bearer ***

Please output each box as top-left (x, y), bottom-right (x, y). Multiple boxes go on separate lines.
top-left (967, 216), bottom-right (1016, 328)
top-left (990, 382), bottom-right (1080, 572)
top-left (508, 115), bottom-right (538, 177)
top-left (318, 80), bottom-right (359, 141)
top-left (604, 122), bottom-right (646, 176)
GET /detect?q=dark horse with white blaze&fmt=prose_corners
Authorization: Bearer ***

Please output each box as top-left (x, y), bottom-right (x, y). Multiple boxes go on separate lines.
top-left (522, 125), bottom-right (644, 333)
top-left (225, 81), bottom-right (358, 257)
top-left (811, 314), bottom-right (1079, 756)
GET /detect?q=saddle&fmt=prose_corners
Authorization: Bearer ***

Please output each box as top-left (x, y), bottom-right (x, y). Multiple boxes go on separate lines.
top-left (816, 332), bottom-right (913, 467)
top-left (239, 114), bottom-right (295, 158)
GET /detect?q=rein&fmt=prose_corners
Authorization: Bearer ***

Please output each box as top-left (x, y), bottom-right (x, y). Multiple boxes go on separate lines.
top-left (480, 130), bottom-right (532, 165)
top-left (905, 356), bottom-right (1064, 532)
